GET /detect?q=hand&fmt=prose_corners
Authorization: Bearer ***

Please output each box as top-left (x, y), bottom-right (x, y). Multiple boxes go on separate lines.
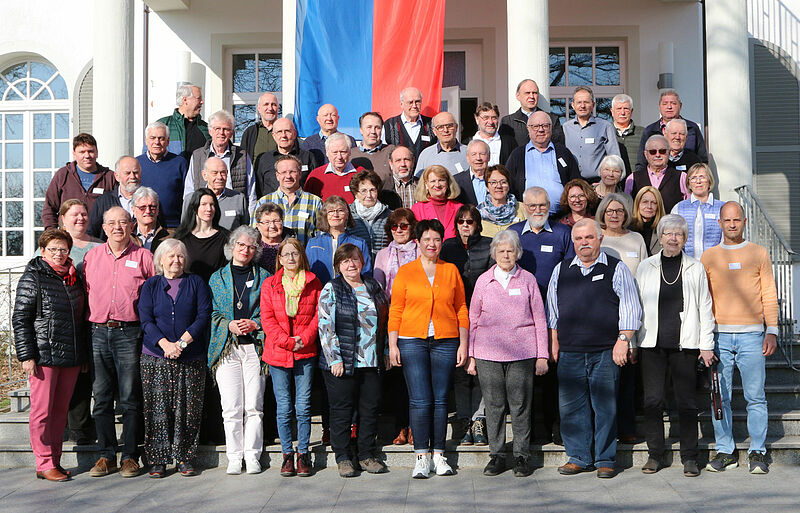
top-left (628, 347), bottom-right (639, 365)
top-left (22, 359), bottom-right (36, 378)
top-left (466, 357), bottom-right (476, 375)
top-left (81, 362), bottom-right (90, 373)
top-left (331, 362), bottom-right (344, 377)
top-left (455, 343), bottom-right (468, 367)
top-left (165, 341), bottom-right (182, 359)
top-left (389, 345), bottom-right (402, 368)
top-left (699, 350), bottom-right (715, 367)
top-left (535, 358), bottom-right (549, 376)
top-left (292, 336), bottom-right (304, 352)
top-left (228, 320), bottom-right (244, 336)
top-left (239, 319), bottom-right (258, 334)
top-left (763, 333), bottom-right (777, 357)
top-left (613, 340), bottom-right (629, 366)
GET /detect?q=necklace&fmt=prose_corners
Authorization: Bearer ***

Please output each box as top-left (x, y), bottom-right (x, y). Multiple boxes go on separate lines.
top-left (660, 258), bottom-right (683, 285)
top-left (234, 268), bottom-right (253, 310)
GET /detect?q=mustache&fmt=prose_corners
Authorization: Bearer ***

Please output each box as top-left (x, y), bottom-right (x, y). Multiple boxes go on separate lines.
top-left (579, 244), bottom-right (593, 251)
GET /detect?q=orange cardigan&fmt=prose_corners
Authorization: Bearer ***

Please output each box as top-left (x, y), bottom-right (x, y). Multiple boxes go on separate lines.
top-left (388, 258), bottom-right (469, 339)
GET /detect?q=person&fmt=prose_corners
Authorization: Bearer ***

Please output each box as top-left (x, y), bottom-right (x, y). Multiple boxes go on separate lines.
top-left (241, 92), bottom-right (279, 165)
top-left (261, 238), bottom-right (322, 477)
top-left (13, 229), bottom-right (87, 481)
top-left (175, 188), bottom-right (230, 282)
top-left (156, 83), bottom-right (210, 163)
top-left (306, 195), bottom-right (372, 285)
top-left (664, 119), bottom-right (702, 173)
top-left (558, 178), bottom-right (598, 228)
top-left (593, 155), bottom-right (626, 200)
top-left (414, 112), bottom-right (470, 178)
top-left (562, 86), bottom-right (621, 180)
top-left (625, 134), bottom-right (689, 214)
top-left (454, 140), bottom-right (490, 206)
top-left (348, 170), bottom-right (391, 261)
top-left (131, 187), bottom-right (169, 253)
top-left (470, 102), bottom-right (517, 166)
top-left (43, 133), bottom-right (116, 229)
top-left (381, 145), bottom-right (419, 210)
top-left (671, 163), bottom-right (723, 258)
top-left (702, 201), bottom-right (778, 475)
top-left (478, 165), bottom-right (527, 237)
top-left (547, 218), bottom-right (641, 479)
top-left (83, 207), bottom-right (155, 478)
top-left (387, 219), bottom-right (469, 479)
top-left (37, 200), bottom-right (101, 272)
top-left (208, 227), bottom-right (270, 475)
top-left (252, 202), bottom-right (296, 272)
top-left (350, 111), bottom-right (395, 184)
top-left (499, 79), bottom-right (564, 147)
top-left (318, 244), bottom-right (390, 477)
top-left (254, 117), bottom-right (319, 197)
top-left (87, 155), bottom-right (146, 239)
top-left (138, 239), bottom-right (211, 478)
top-left (382, 87), bottom-right (436, 159)
top-left (137, 121), bottom-right (189, 229)
top-left (466, 230), bottom-right (549, 477)
top-left (630, 186), bottom-right (667, 257)
top-left (610, 94), bottom-right (640, 176)
top-left (300, 103), bottom-right (357, 165)
top-left (304, 133), bottom-right (363, 203)
top-left (411, 165), bottom-right (464, 239)
top-left (183, 156), bottom-right (249, 231)
top-left (635, 214), bottom-right (715, 477)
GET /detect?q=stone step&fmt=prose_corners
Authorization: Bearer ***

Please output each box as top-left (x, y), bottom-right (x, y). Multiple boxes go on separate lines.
top-left (733, 361), bottom-right (800, 385)
top-left (729, 384), bottom-right (800, 410)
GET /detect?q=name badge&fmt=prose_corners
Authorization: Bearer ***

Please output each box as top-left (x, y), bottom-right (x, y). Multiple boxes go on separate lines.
top-left (245, 280), bottom-right (254, 288)
top-left (125, 260), bottom-right (138, 269)
top-left (729, 262), bottom-right (742, 270)
top-left (558, 157), bottom-right (567, 167)
top-left (92, 188), bottom-right (104, 194)
top-left (540, 245), bottom-right (553, 253)
top-left (455, 162), bottom-right (464, 172)
top-left (298, 211), bottom-right (310, 219)
top-left (592, 274), bottom-right (604, 281)
top-left (626, 251), bottom-right (639, 258)
top-left (585, 137), bottom-right (595, 144)
top-left (421, 135), bottom-right (431, 142)
top-left (676, 165), bottom-right (687, 171)
top-left (344, 185), bottom-right (350, 192)
top-left (704, 213), bottom-right (716, 219)
top-left (509, 289), bottom-right (521, 296)
top-left (225, 210), bottom-right (236, 216)
top-left (301, 165), bottom-right (309, 171)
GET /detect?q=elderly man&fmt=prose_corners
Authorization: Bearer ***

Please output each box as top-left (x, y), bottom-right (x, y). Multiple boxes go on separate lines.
top-left (84, 206), bottom-right (156, 478)
top-left (470, 102), bottom-right (517, 166)
top-left (563, 86), bottom-right (620, 180)
top-left (382, 87), bottom-right (436, 159)
top-left (547, 218), bottom-right (641, 479)
top-left (454, 140), bottom-right (490, 206)
top-left (156, 83), bottom-right (210, 162)
top-left (304, 133), bottom-right (364, 203)
top-left (136, 121), bottom-right (188, 228)
top-left (379, 145), bottom-right (418, 210)
top-left (664, 119), bottom-right (702, 173)
top-left (414, 111), bottom-right (469, 177)
top-left (500, 79), bottom-right (564, 147)
top-left (88, 156), bottom-right (150, 239)
top-left (625, 134), bottom-right (689, 213)
top-left (241, 92), bottom-right (279, 165)
top-left (351, 112), bottom-right (395, 184)
top-left (184, 110), bottom-right (256, 207)
top-left (250, 155), bottom-right (322, 245)
top-left (184, 157), bottom-right (248, 231)
top-left (301, 103), bottom-right (356, 165)
top-left (254, 117), bottom-right (319, 197)
top-left (701, 202), bottom-right (778, 475)
top-left (611, 94), bottom-right (639, 177)
top-left (43, 133), bottom-right (116, 229)
top-left (505, 111), bottom-right (581, 214)
top-left (636, 89), bottom-right (708, 172)
top-left (131, 187), bottom-right (169, 252)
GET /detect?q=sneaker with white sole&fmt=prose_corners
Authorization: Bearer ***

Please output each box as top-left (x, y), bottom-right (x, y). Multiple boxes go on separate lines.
top-left (226, 459), bottom-right (242, 475)
top-left (245, 457), bottom-right (262, 474)
top-left (748, 452), bottom-right (768, 474)
top-left (431, 453), bottom-right (454, 476)
top-left (412, 453), bottom-right (430, 479)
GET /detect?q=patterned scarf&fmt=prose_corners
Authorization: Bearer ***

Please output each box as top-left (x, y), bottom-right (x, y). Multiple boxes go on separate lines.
top-left (479, 194), bottom-right (519, 225)
top-left (282, 269), bottom-right (306, 318)
top-left (354, 200), bottom-right (386, 224)
top-left (44, 257), bottom-right (78, 286)
top-left (385, 240), bottom-right (419, 296)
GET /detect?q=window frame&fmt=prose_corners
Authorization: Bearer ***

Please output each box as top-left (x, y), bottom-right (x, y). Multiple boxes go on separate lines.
top-left (224, 48), bottom-right (283, 143)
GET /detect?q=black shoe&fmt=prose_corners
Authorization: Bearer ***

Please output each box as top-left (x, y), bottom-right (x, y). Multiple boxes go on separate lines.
top-left (706, 452), bottom-right (738, 472)
top-left (551, 429), bottom-right (563, 446)
top-left (483, 455), bottom-right (505, 476)
top-left (641, 457), bottom-right (661, 474)
top-left (472, 418), bottom-right (488, 446)
top-left (513, 456), bottom-right (533, 477)
top-left (683, 460), bottom-right (700, 477)
top-left (748, 452), bottom-right (769, 474)
top-left (148, 464), bottom-right (166, 478)
top-left (177, 461), bottom-right (196, 477)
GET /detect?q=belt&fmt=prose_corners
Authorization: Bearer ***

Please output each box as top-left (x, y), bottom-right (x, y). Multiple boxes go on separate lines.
top-left (94, 320), bottom-right (140, 328)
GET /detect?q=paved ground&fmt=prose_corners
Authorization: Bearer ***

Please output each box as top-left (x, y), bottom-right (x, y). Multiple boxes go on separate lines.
top-left (1, 461), bottom-right (798, 512)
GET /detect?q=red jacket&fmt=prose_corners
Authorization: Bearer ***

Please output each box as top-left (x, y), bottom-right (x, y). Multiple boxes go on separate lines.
top-left (43, 161), bottom-right (117, 229)
top-left (411, 199), bottom-right (464, 239)
top-left (260, 268), bottom-right (322, 368)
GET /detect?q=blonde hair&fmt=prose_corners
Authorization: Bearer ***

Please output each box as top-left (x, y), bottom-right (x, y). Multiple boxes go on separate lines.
top-left (414, 165), bottom-right (461, 203)
top-left (631, 186), bottom-right (666, 230)
top-left (686, 162), bottom-right (715, 191)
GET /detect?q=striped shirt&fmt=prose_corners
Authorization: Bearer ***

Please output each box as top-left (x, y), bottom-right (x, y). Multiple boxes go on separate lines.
top-left (250, 187), bottom-right (321, 245)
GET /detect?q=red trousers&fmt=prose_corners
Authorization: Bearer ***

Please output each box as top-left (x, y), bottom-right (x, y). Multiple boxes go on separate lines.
top-left (28, 365), bottom-right (80, 471)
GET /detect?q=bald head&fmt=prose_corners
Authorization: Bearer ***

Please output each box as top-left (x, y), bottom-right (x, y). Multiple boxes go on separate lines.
top-left (272, 117), bottom-right (297, 151)
top-left (719, 201), bottom-right (746, 244)
top-left (317, 104), bottom-right (339, 136)
top-left (257, 93), bottom-right (279, 127)
top-left (203, 157), bottom-right (228, 195)
top-left (515, 79), bottom-right (540, 111)
top-left (527, 111), bottom-right (553, 149)
top-left (115, 156), bottom-right (141, 196)
top-left (400, 87), bottom-right (423, 121)
top-left (432, 112), bottom-right (458, 147)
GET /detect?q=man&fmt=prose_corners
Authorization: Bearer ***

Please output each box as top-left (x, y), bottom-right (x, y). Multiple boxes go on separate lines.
top-left (636, 89), bottom-right (708, 172)
top-left (131, 187), bottom-right (169, 252)
top-left (505, 111), bottom-right (581, 214)
top-left (88, 156), bottom-right (145, 239)
top-left (701, 201), bottom-right (778, 475)
top-left (241, 92), bottom-right (279, 166)
top-left (185, 110), bottom-right (257, 208)
top-left (184, 157), bottom-right (248, 231)
top-left (136, 121), bottom-right (188, 229)
top-left (350, 112), bottom-right (395, 185)
top-left (624, 134), bottom-right (689, 213)
top-left (414, 112), bottom-right (469, 177)
top-left (500, 79), bottom-right (564, 147)
top-left (454, 140), bottom-right (490, 206)
top-left (156, 83), bottom-right (210, 163)
top-left (664, 119), bottom-right (701, 173)
top-left (300, 103), bottom-right (356, 165)
top-left (563, 86), bottom-right (620, 180)
top-left (379, 145), bottom-right (418, 210)
top-left (547, 218), bottom-right (641, 479)
top-left (254, 117), bottom-right (319, 197)
top-left (250, 155), bottom-right (322, 245)
top-left (43, 133), bottom-right (116, 229)
top-left (304, 133), bottom-right (364, 203)
top-left (382, 87), bottom-right (436, 159)
top-left (610, 94), bottom-right (639, 177)
top-left (470, 102), bottom-right (516, 166)
top-left (83, 207), bottom-right (155, 478)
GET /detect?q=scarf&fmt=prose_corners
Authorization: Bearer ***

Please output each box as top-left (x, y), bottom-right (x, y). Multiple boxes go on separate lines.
top-left (479, 194), bottom-right (519, 226)
top-left (385, 240), bottom-right (419, 295)
top-left (282, 269), bottom-right (306, 318)
top-left (354, 200), bottom-right (385, 225)
top-left (44, 257), bottom-right (77, 286)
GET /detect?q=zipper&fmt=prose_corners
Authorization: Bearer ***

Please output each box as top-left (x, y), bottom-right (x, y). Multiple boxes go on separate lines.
top-left (63, 280), bottom-right (78, 360)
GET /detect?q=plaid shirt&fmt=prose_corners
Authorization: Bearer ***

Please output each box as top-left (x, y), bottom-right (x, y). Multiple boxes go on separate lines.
top-left (251, 187), bottom-right (321, 245)
top-left (393, 176), bottom-right (417, 209)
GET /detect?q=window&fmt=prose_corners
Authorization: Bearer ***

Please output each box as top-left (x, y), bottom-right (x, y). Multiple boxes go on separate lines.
top-left (227, 50), bottom-right (282, 143)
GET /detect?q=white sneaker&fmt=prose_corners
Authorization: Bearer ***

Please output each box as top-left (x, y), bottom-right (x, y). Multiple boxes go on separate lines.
top-left (245, 457), bottom-right (262, 474)
top-left (412, 453), bottom-right (430, 479)
top-left (431, 453), bottom-right (454, 476)
top-left (226, 459), bottom-right (242, 475)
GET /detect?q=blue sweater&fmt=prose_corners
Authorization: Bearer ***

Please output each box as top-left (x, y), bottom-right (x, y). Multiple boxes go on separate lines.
top-left (137, 152), bottom-right (188, 228)
top-left (306, 231), bottom-right (372, 285)
top-left (509, 220), bottom-right (575, 294)
top-left (673, 197), bottom-right (724, 258)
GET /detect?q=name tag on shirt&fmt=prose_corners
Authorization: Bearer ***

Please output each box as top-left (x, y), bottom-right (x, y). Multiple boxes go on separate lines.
top-left (455, 162), bottom-right (464, 172)
top-left (585, 137), bottom-right (595, 144)
top-left (704, 213), bottom-right (716, 219)
top-left (92, 188), bottom-right (104, 194)
top-left (421, 135), bottom-right (431, 142)
top-left (509, 289), bottom-right (521, 296)
top-left (125, 260), bottom-right (138, 269)
top-left (592, 274), bottom-right (604, 281)
top-left (301, 165), bottom-right (309, 171)
top-left (558, 157), bottom-right (567, 168)
top-left (540, 245), bottom-right (553, 253)
top-left (245, 280), bottom-right (253, 288)
top-left (626, 251), bottom-right (639, 258)
top-left (298, 211), bottom-right (310, 219)
top-left (729, 262), bottom-right (742, 270)
top-left (676, 165), bottom-right (687, 171)
top-left (344, 186), bottom-right (350, 192)
top-left (225, 210), bottom-right (236, 216)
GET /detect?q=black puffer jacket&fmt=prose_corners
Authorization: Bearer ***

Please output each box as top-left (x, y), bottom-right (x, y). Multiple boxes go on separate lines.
top-left (12, 257), bottom-right (87, 367)
top-left (440, 233), bottom-right (495, 306)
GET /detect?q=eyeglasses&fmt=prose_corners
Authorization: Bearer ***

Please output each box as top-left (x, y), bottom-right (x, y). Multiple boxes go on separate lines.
top-left (689, 175), bottom-right (709, 182)
top-left (44, 247), bottom-right (69, 255)
top-left (606, 208), bottom-right (626, 216)
top-left (280, 251), bottom-right (300, 258)
top-left (487, 180), bottom-right (509, 187)
top-left (434, 123), bottom-right (456, 131)
top-left (527, 124), bottom-right (551, 130)
top-left (524, 203), bottom-right (549, 210)
top-left (104, 220), bottom-right (130, 227)
top-left (327, 209), bottom-right (347, 215)
top-left (234, 241), bottom-right (257, 251)
top-left (391, 222), bottom-right (411, 231)
top-left (662, 231), bottom-right (684, 239)
top-left (135, 204), bottom-right (157, 211)
top-left (568, 194), bottom-right (587, 201)
top-left (357, 187), bottom-right (378, 195)
top-left (210, 126), bottom-right (233, 133)
top-left (647, 148), bottom-right (668, 155)
top-left (258, 220), bottom-right (282, 226)
top-left (457, 218), bottom-right (475, 225)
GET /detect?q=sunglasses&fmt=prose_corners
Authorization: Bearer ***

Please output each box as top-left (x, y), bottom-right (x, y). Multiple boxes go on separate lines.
top-left (457, 218), bottom-right (475, 225)
top-left (391, 222), bottom-right (411, 231)
top-left (647, 148), bottom-right (668, 155)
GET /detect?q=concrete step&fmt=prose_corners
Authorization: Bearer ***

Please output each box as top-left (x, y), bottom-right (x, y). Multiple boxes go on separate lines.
top-left (733, 360), bottom-right (800, 385)
top-left (730, 384), bottom-right (800, 410)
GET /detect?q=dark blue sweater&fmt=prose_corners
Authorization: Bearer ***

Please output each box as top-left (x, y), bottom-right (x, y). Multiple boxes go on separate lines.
top-left (508, 220), bottom-right (575, 295)
top-left (137, 152), bottom-right (188, 228)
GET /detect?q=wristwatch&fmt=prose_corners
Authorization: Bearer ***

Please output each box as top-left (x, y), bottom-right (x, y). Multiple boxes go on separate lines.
top-left (617, 333), bottom-right (631, 343)
top-left (178, 339), bottom-right (189, 349)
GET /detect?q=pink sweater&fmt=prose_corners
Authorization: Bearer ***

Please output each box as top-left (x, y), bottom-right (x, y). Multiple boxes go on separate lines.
top-left (412, 199), bottom-right (463, 239)
top-left (468, 265), bottom-right (549, 361)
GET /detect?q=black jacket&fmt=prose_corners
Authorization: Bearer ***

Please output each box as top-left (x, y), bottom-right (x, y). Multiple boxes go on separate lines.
top-left (241, 121), bottom-right (276, 164)
top-left (87, 187), bottom-right (166, 241)
top-left (636, 118), bottom-right (708, 172)
top-left (454, 170), bottom-right (481, 206)
top-left (439, 234), bottom-right (494, 305)
top-left (254, 143), bottom-right (319, 197)
top-left (499, 108), bottom-right (564, 148)
top-left (12, 257), bottom-right (87, 367)
top-left (465, 134), bottom-right (518, 166)
top-left (505, 142), bottom-right (582, 201)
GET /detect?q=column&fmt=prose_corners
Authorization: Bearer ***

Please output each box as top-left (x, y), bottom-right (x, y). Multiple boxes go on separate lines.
top-left (282, 0), bottom-right (297, 118)
top-left (705, 0), bottom-right (753, 199)
top-left (506, 0), bottom-right (549, 111)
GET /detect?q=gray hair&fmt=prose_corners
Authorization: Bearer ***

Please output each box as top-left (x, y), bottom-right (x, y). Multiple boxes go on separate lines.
top-left (175, 83), bottom-right (197, 107)
top-left (611, 94), bottom-right (634, 110)
top-left (145, 121), bottom-right (170, 140)
top-left (115, 155), bottom-right (139, 173)
top-left (665, 118), bottom-right (687, 133)
top-left (153, 239), bottom-right (190, 275)
top-left (324, 132), bottom-right (351, 152)
top-left (131, 186), bottom-right (159, 207)
top-left (656, 213), bottom-right (689, 240)
top-left (254, 202), bottom-right (284, 222)
top-left (102, 206), bottom-right (132, 224)
top-left (599, 154), bottom-right (626, 177)
top-left (223, 225), bottom-right (263, 262)
top-left (571, 218), bottom-right (603, 240)
top-left (645, 134), bottom-right (669, 150)
top-left (659, 89), bottom-right (682, 103)
top-left (573, 86), bottom-right (595, 102)
top-left (596, 192), bottom-right (634, 229)
top-left (490, 229), bottom-right (523, 261)
top-left (399, 86), bottom-right (422, 102)
top-left (515, 79), bottom-right (537, 93)
top-left (208, 109), bottom-right (235, 128)
top-left (466, 139), bottom-right (490, 154)
top-left (523, 186), bottom-right (549, 204)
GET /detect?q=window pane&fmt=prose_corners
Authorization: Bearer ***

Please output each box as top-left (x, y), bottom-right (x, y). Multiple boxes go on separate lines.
top-left (7, 230), bottom-right (23, 255)
top-left (35, 88), bottom-right (53, 101)
top-left (54, 113), bottom-right (69, 139)
top-left (550, 98), bottom-right (567, 125)
top-left (442, 51), bottom-right (466, 90)
top-left (34, 172), bottom-right (51, 197)
top-left (2, 63), bottom-right (26, 83)
top-left (233, 104), bottom-right (256, 144)
top-left (6, 202), bottom-right (23, 227)
top-left (29, 62), bottom-right (56, 82)
top-left (49, 76), bottom-right (68, 100)
top-left (258, 54), bottom-right (282, 92)
top-left (34, 113), bottom-right (51, 139)
top-left (568, 47), bottom-right (593, 86)
top-left (549, 47), bottom-right (566, 87)
top-left (596, 97), bottom-right (613, 121)
top-left (0, 79), bottom-right (7, 98)
top-left (34, 201), bottom-right (44, 227)
top-left (55, 142), bottom-right (69, 166)
top-left (5, 87), bottom-right (22, 101)
top-left (34, 142), bottom-right (52, 169)
top-left (6, 172), bottom-right (23, 197)
top-left (5, 114), bottom-right (22, 140)
top-left (232, 54), bottom-right (256, 93)
top-left (4, 143), bottom-right (22, 168)
top-left (595, 47), bottom-right (620, 86)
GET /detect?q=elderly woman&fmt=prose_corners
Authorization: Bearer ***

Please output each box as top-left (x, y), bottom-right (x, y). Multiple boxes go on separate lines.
top-left (349, 170), bottom-right (391, 260)
top-left (318, 244), bottom-right (390, 477)
top-left (252, 202), bottom-right (296, 272)
top-left (208, 227), bottom-right (270, 475)
top-left (261, 238), bottom-right (322, 478)
top-left (635, 214), bottom-right (715, 477)
top-left (593, 155), bottom-right (626, 199)
top-left (478, 165), bottom-right (526, 237)
top-left (138, 239), bottom-right (212, 478)
top-left (558, 179), bottom-right (598, 228)
top-left (671, 163), bottom-right (723, 258)
top-left (175, 188), bottom-right (231, 282)
top-left (411, 165), bottom-right (463, 239)
top-left (13, 229), bottom-right (87, 482)
top-left (307, 195), bottom-right (371, 285)
top-left (630, 186), bottom-right (666, 257)
top-left (388, 219), bottom-right (469, 479)
top-left (466, 230), bottom-right (548, 478)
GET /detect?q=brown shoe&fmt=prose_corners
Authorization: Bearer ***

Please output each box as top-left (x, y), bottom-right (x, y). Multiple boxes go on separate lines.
top-left (55, 465), bottom-right (71, 477)
top-left (120, 458), bottom-right (140, 478)
top-left (89, 457), bottom-right (117, 477)
top-left (408, 429), bottom-right (413, 445)
top-left (558, 462), bottom-right (594, 475)
top-left (393, 428), bottom-right (409, 445)
top-left (36, 469), bottom-right (69, 482)
top-left (597, 467), bottom-right (616, 478)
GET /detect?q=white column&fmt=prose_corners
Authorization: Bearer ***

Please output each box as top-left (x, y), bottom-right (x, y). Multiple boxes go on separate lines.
top-left (93, 0), bottom-right (134, 161)
top-left (705, 0), bottom-right (753, 200)
top-left (506, 0), bottom-right (549, 111)
top-left (282, 0), bottom-right (297, 118)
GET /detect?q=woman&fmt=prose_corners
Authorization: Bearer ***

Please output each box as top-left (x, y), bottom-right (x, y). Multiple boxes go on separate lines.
top-left (175, 188), bottom-right (231, 282)
top-left (209, 227), bottom-right (270, 475)
top-left (13, 229), bottom-right (87, 482)
top-left (138, 239), bottom-right (212, 478)
top-left (318, 244), bottom-right (390, 477)
top-left (671, 163), bottom-right (723, 258)
top-left (467, 230), bottom-right (548, 478)
top-left (593, 155), bottom-right (626, 199)
top-left (306, 195), bottom-right (372, 285)
top-left (478, 165), bottom-right (526, 237)
top-left (252, 202), bottom-right (296, 273)
top-left (349, 170), bottom-right (391, 260)
top-left (261, 238), bottom-right (322, 478)
top-left (411, 165), bottom-right (463, 239)
top-left (630, 186), bottom-right (666, 257)
top-left (635, 214), bottom-right (715, 477)
top-left (388, 219), bottom-right (469, 479)
top-left (558, 179), bottom-right (598, 228)
top-left (440, 204), bottom-right (493, 445)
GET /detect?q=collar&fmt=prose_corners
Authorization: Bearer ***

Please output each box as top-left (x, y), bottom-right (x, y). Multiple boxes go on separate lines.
top-left (470, 169), bottom-right (486, 181)
top-left (669, 150), bottom-right (684, 162)
top-left (571, 116), bottom-right (596, 127)
top-left (401, 112), bottom-right (422, 126)
top-left (276, 186), bottom-right (303, 199)
top-left (216, 187), bottom-right (237, 199)
top-left (615, 122), bottom-right (634, 135)
top-left (208, 143), bottom-right (232, 158)
top-left (690, 192), bottom-right (714, 204)
top-left (474, 132), bottom-right (500, 143)
top-left (358, 142), bottom-right (385, 153)
top-left (720, 240), bottom-right (749, 250)
top-left (569, 250), bottom-right (608, 269)
top-left (647, 165), bottom-right (667, 176)
top-left (393, 175), bottom-right (414, 187)
top-left (519, 107), bottom-right (536, 117)
top-left (491, 264), bottom-right (519, 282)
top-left (136, 224), bottom-right (158, 238)
top-left (520, 219), bottom-right (552, 234)
top-left (274, 142), bottom-right (300, 156)
top-left (146, 151), bottom-right (166, 163)
top-left (104, 240), bottom-right (135, 258)
top-left (436, 141), bottom-right (462, 153)
top-left (526, 141), bottom-right (555, 153)
top-left (324, 162), bottom-right (356, 175)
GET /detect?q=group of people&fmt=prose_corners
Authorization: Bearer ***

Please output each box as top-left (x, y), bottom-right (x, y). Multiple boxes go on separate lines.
top-left (14, 80), bottom-right (778, 483)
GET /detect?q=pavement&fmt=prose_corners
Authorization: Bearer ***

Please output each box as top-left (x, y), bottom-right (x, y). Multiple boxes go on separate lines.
top-left (1, 461), bottom-right (799, 512)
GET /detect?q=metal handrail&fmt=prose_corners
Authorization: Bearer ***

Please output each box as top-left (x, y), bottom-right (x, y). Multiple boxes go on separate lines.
top-left (0, 265), bottom-right (26, 390)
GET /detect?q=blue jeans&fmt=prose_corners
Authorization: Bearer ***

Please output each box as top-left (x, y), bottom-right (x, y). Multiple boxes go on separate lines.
top-left (270, 358), bottom-right (315, 454)
top-left (558, 349), bottom-right (620, 469)
top-left (91, 324), bottom-right (143, 462)
top-left (399, 337), bottom-right (459, 452)
top-left (712, 332), bottom-right (768, 454)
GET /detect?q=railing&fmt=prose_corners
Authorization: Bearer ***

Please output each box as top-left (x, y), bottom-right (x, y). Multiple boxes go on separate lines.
top-left (736, 185), bottom-right (798, 370)
top-left (747, 0), bottom-right (800, 64)
top-left (0, 265), bottom-right (26, 391)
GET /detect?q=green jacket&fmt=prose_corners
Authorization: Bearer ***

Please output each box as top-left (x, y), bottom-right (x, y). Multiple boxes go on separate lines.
top-left (157, 109), bottom-right (210, 163)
